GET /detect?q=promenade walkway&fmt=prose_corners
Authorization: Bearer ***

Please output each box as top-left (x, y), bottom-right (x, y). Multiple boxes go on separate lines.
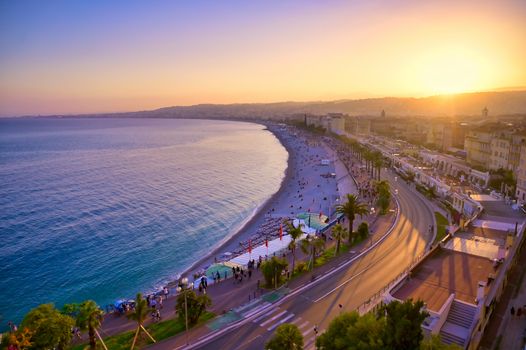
top-left (147, 205), bottom-right (397, 349)
top-left (78, 130), bottom-right (393, 348)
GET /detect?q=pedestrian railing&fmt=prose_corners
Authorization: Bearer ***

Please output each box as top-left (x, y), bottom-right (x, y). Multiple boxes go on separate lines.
top-left (356, 250), bottom-right (427, 315)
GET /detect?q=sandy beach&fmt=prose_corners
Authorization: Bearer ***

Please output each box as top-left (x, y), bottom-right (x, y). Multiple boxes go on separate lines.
top-left (169, 122), bottom-right (343, 288)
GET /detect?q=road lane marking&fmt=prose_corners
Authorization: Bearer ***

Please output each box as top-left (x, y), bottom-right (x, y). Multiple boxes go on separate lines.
top-left (267, 313), bottom-right (295, 331)
top-left (297, 320), bottom-right (310, 330)
top-left (186, 194), bottom-right (404, 349)
top-left (290, 317), bottom-right (302, 325)
top-left (304, 335), bottom-right (315, 349)
top-left (242, 302), bottom-right (270, 318)
top-left (259, 310), bottom-right (287, 327)
top-left (252, 307), bottom-right (278, 323)
top-left (302, 327), bottom-right (314, 337)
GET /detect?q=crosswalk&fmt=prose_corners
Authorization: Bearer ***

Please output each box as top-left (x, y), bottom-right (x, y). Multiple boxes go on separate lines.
top-left (238, 300), bottom-right (321, 350)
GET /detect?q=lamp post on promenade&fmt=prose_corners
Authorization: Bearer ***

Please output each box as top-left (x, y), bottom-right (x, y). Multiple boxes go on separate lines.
top-left (176, 277), bottom-right (190, 345)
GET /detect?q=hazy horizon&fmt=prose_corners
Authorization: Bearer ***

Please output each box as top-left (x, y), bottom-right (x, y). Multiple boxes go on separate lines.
top-left (2, 87), bottom-right (526, 118)
top-left (1, 0), bottom-right (526, 116)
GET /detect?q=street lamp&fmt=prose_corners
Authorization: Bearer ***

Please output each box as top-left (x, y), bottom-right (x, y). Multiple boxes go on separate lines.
top-left (176, 277), bottom-right (190, 345)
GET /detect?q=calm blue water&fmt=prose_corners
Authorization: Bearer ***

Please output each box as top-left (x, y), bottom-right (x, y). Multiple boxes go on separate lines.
top-left (0, 118), bottom-right (288, 328)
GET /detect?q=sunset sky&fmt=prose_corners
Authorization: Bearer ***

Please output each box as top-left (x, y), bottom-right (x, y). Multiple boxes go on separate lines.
top-left (1, 0), bottom-right (525, 116)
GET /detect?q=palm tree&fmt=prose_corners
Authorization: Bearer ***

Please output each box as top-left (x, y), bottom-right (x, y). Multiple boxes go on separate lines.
top-left (336, 194), bottom-right (369, 245)
top-left (286, 221), bottom-right (304, 273)
top-left (300, 234), bottom-right (325, 270)
top-left (128, 293), bottom-right (155, 349)
top-left (76, 300), bottom-right (106, 350)
top-left (331, 224), bottom-right (348, 255)
top-left (265, 323), bottom-right (304, 350)
top-left (373, 153), bottom-right (383, 180)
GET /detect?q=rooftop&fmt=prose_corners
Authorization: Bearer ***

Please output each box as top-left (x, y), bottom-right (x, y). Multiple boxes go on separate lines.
top-left (392, 248), bottom-right (498, 312)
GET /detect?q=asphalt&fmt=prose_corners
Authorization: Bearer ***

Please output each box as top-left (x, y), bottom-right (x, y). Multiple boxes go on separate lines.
top-left (150, 167), bottom-right (435, 350)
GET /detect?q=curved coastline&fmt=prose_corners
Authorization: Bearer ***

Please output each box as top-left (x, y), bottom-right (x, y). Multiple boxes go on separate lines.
top-left (171, 122), bottom-right (294, 285)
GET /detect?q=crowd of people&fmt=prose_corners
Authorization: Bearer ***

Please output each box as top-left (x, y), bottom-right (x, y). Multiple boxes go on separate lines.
top-left (326, 136), bottom-right (377, 204)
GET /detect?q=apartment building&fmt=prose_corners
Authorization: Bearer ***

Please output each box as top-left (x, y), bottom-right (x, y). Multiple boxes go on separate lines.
top-left (489, 134), bottom-right (511, 170)
top-left (515, 144), bottom-right (526, 204)
top-left (305, 113), bottom-right (347, 135)
top-left (348, 116), bottom-right (371, 135)
top-left (464, 127), bottom-right (493, 169)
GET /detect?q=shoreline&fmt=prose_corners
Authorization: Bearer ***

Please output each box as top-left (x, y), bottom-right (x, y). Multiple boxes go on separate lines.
top-left (172, 122), bottom-right (296, 284)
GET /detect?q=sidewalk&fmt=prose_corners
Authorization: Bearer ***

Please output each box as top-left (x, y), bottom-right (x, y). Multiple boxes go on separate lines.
top-left (87, 133), bottom-right (391, 347)
top-left (146, 204), bottom-right (398, 349)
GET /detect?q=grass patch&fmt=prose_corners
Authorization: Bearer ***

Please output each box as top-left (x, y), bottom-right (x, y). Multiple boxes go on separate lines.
top-left (72, 311), bottom-right (214, 350)
top-left (434, 212), bottom-right (448, 244)
top-left (315, 246), bottom-right (336, 267)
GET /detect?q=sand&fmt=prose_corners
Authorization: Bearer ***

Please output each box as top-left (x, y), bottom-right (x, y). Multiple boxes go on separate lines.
top-left (168, 123), bottom-right (342, 287)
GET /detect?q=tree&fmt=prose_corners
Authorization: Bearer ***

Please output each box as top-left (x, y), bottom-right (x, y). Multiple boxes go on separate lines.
top-left (175, 289), bottom-right (212, 325)
top-left (378, 299), bottom-right (429, 350)
top-left (316, 311), bottom-right (384, 350)
top-left (76, 300), bottom-right (106, 350)
top-left (375, 180), bottom-right (391, 214)
top-left (331, 223), bottom-right (348, 255)
top-left (420, 334), bottom-right (463, 350)
top-left (128, 293), bottom-right (155, 349)
top-left (356, 222), bottom-right (369, 241)
top-left (317, 300), bottom-right (431, 350)
top-left (286, 222), bottom-right (304, 273)
top-left (373, 152), bottom-right (383, 180)
top-left (300, 234), bottom-right (325, 270)
top-left (21, 303), bottom-right (74, 350)
top-left (265, 323), bottom-right (304, 350)
top-left (260, 256), bottom-right (289, 288)
top-left (335, 194), bottom-right (369, 244)
top-left (7, 328), bottom-right (33, 350)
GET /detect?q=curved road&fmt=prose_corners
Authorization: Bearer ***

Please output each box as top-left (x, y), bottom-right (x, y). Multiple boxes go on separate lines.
top-left (190, 169), bottom-right (435, 350)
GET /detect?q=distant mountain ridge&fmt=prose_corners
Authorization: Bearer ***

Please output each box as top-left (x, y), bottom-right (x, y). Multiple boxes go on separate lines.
top-left (21, 90), bottom-right (526, 119)
top-left (135, 90), bottom-right (526, 119)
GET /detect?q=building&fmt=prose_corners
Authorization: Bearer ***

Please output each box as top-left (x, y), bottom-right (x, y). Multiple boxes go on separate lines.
top-left (515, 144), bottom-right (526, 204)
top-left (326, 113), bottom-right (346, 135)
top-left (305, 113), bottom-right (347, 135)
top-left (353, 117), bottom-right (371, 135)
top-left (446, 122), bottom-right (468, 150)
top-left (464, 127), bottom-right (493, 169)
top-left (425, 123), bottom-right (446, 150)
top-left (386, 199), bottom-right (526, 349)
top-left (508, 133), bottom-right (526, 171)
top-left (489, 134), bottom-right (511, 170)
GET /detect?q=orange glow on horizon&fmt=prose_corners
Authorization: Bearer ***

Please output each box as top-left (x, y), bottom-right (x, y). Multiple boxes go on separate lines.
top-left (0, 0), bottom-right (525, 116)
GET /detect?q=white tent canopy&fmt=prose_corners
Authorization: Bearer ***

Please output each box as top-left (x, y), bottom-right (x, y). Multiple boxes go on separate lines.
top-left (229, 232), bottom-right (309, 267)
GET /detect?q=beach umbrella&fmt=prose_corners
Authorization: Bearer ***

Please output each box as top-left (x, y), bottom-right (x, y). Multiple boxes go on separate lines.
top-left (279, 224), bottom-right (283, 241)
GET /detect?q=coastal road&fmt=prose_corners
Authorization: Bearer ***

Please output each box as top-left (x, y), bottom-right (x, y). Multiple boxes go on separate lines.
top-left (192, 169), bottom-right (435, 350)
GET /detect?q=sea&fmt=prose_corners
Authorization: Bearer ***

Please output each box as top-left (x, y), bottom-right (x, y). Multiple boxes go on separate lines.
top-left (0, 117), bottom-right (288, 328)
